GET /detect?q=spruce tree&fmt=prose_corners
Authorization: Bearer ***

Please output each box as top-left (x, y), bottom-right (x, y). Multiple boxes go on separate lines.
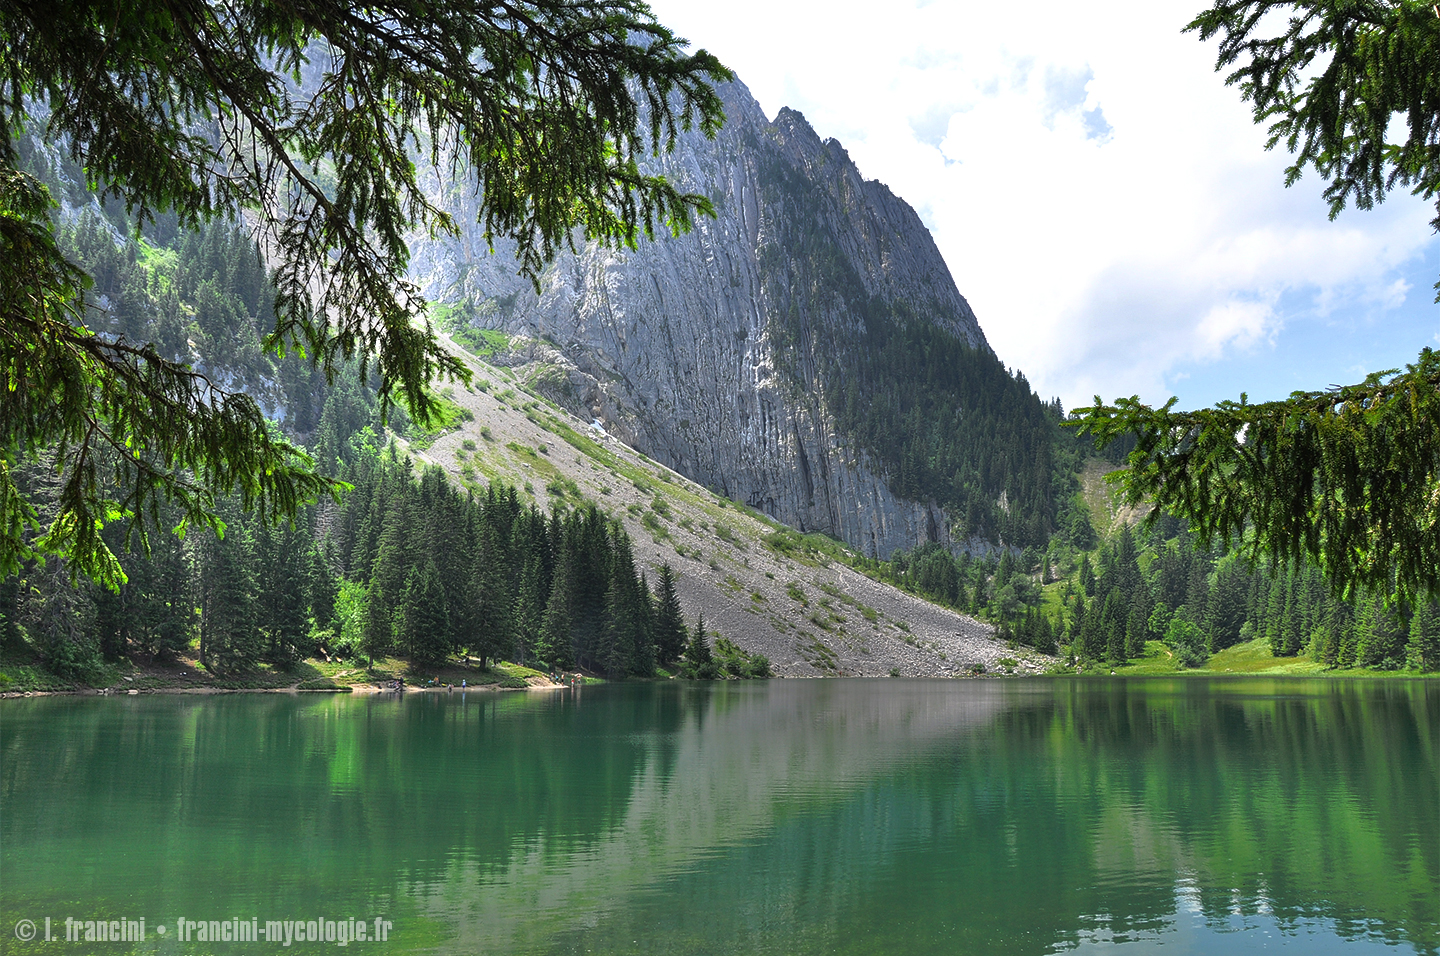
top-left (1357, 594), bottom-right (1406, 669)
top-left (309, 542), bottom-right (339, 637)
top-left (686, 611), bottom-right (718, 679)
top-left (512, 549), bottom-right (547, 667)
top-left (1336, 599), bottom-right (1361, 668)
top-left (600, 530), bottom-right (647, 677)
top-left (1078, 553), bottom-right (1095, 597)
top-left (369, 492), bottom-right (415, 637)
top-left (1034, 612), bottom-right (1057, 656)
top-left (1111, 527), bottom-right (1142, 599)
top-left (23, 559), bottom-right (102, 679)
top-left (567, 508), bottom-right (611, 670)
top-left (1280, 574), bottom-right (1306, 657)
top-left (256, 521), bottom-right (311, 666)
top-left (1408, 600), bottom-right (1440, 672)
top-left (635, 570), bottom-right (657, 677)
top-left (1125, 597), bottom-right (1148, 659)
top-left (149, 522), bottom-right (194, 660)
top-left (653, 564), bottom-right (688, 667)
top-left (401, 560), bottom-right (450, 667)
top-left (1069, 593), bottom-right (1087, 660)
top-left (1205, 556), bottom-right (1250, 653)
top-left (538, 554), bottom-right (575, 671)
top-left (1312, 600), bottom-right (1351, 668)
top-left (1080, 589), bottom-right (1108, 661)
top-left (471, 515), bottom-right (513, 668)
top-left (1104, 591), bottom-right (1127, 665)
top-left (360, 581), bottom-right (392, 667)
top-left (197, 519), bottom-right (259, 672)
top-left (1265, 572), bottom-right (1288, 657)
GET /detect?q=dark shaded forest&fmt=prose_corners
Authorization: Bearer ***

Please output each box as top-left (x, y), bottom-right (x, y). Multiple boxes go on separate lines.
top-left (756, 148), bottom-right (1078, 550)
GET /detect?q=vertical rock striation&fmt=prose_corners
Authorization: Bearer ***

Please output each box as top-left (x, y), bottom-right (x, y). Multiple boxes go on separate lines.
top-left (411, 80), bottom-right (994, 559)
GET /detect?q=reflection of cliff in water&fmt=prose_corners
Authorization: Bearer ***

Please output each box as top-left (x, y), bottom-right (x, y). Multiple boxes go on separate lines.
top-left (421, 679), bottom-right (1017, 952)
top-left (422, 680), bottom-right (1437, 956)
top-left (2, 680), bottom-right (1435, 956)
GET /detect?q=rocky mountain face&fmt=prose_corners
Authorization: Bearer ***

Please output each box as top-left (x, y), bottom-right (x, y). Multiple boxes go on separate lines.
top-left (405, 343), bottom-right (1043, 677)
top-left (411, 80), bottom-right (996, 560)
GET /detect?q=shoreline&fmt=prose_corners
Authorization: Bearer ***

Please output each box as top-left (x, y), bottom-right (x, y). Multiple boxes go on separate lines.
top-left (5, 670), bottom-right (1435, 700)
top-left (0, 681), bottom-right (560, 700)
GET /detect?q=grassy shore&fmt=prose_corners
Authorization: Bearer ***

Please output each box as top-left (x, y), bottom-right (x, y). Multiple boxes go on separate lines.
top-left (1057, 635), bottom-right (1432, 678)
top-left (5, 636), bottom-right (1429, 695)
top-left (0, 649), bottom-right (560, 696)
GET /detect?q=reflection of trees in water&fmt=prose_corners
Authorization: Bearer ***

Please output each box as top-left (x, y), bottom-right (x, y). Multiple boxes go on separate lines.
top-left (1, 691), bottom-right (677, 908)
top-left (1, 681), bottom-right (1435, 956)
top-left (531, 680), bottom-right (1438, 956)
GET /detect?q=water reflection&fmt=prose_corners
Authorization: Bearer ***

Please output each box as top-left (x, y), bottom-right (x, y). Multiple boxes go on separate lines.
top-left (2, 679), bottom-right (1435, 955)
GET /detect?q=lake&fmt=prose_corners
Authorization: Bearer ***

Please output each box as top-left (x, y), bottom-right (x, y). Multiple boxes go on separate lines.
top-left (2, 679), bottom-right (1436, 955)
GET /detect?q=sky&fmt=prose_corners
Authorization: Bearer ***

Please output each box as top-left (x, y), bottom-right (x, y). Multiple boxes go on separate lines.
top-left (646, 0), bottom-right (1440, 412)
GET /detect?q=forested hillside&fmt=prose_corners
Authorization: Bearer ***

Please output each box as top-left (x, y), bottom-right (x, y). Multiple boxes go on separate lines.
top-left (8, 113), bottom-right (1433, 685)
top-left (1052, 517), bottom-right (1440, 673)
top-left (16, 135), bottom-right (331, 425)
top-left (756, 142), bottom-right (1068, 549)
top-left (5, 417), bottom-right (768, 685)
top-left (877, 491), bottom-right (1440, 673)
top-left (3, 136), bottom-right (1026, 686)
top-left (1, 140), bottom-right (779, 685)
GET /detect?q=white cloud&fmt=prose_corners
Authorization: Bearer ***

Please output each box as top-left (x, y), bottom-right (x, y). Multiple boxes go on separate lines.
top-left (648, 0), bottom-right (1439, 408)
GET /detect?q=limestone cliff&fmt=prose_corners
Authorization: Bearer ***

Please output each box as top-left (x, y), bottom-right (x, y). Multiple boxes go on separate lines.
top-left (411, 80), bottom-right (1000, 559)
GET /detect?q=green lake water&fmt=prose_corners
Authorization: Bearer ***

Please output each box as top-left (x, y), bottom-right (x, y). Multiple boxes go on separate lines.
top-left (2, 679), bottom-right (1436, 955)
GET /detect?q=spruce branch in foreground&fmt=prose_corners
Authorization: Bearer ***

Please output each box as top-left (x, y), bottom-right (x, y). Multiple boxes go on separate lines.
top-left (0, 0), bottom-right (731, 584)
